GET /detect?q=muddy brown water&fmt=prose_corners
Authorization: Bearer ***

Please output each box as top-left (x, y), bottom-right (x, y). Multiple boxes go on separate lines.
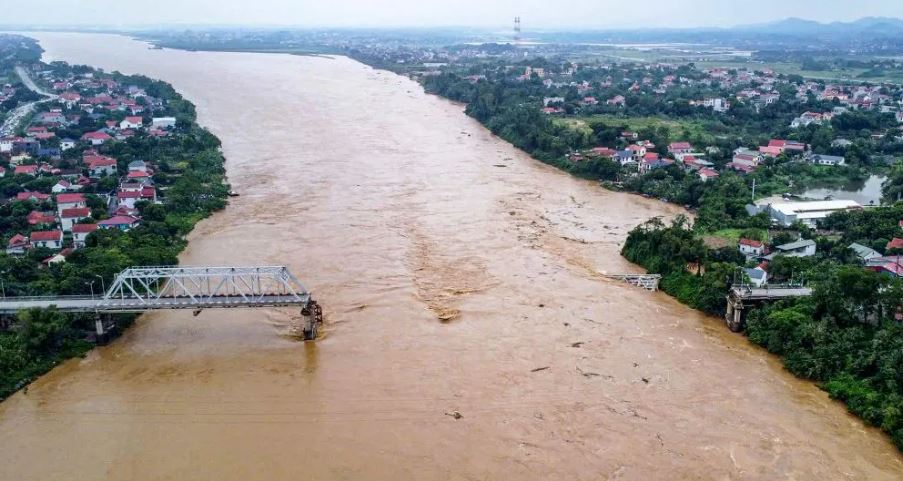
top-left (1, 33), bottom-right (901, 480)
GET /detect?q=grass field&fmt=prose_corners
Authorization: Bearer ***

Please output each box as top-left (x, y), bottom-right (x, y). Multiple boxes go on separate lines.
top-left (575, 45), bottom-right (903, 84)
top-left (554, 115), bottom-right (716, 143)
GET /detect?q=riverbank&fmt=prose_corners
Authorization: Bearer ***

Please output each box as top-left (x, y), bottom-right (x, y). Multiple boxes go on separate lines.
top-left (0, 36), bottom-right (229, 399)
top-left (3, 32), bottom-right (902, 480)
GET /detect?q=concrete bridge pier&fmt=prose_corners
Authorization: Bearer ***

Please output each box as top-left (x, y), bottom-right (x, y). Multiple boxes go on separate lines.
top-left (724, 297), bottom-right (746, 332)
top-left (300, 300), bottom-right (323, 341)
top-left (93, 314), bottom-right (117, 345)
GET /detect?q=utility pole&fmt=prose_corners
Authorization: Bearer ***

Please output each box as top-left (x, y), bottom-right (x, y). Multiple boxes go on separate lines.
top-left (751, 177), bottom-right (756, 200)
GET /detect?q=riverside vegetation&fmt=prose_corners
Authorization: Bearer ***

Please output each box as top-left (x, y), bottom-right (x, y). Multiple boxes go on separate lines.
top-left (0, 36), bottom-right (228, 398)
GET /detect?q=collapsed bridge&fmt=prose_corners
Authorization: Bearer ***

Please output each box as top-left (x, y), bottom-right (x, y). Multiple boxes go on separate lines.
top-left (0, 265), bottom-right (323, 340)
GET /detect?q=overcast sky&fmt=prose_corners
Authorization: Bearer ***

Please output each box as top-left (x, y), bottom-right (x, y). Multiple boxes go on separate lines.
top-left (3, 0), bottom-right (903, 29)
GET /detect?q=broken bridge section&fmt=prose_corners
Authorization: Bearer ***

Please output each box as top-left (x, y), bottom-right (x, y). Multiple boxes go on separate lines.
top-left (725, 285), bottom-right (812, 332)
top-left (0, 265), bottom-right (323, 340)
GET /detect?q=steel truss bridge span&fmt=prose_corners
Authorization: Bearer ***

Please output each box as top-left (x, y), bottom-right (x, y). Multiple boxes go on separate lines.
top-left (0, 266), bottom-right (323, 340)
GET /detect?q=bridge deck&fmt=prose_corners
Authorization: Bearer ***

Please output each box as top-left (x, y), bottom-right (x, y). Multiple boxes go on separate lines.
top-left (0, 294), bottom-right (310, 314)
top-left (730, 287), bottom-right (813, 301)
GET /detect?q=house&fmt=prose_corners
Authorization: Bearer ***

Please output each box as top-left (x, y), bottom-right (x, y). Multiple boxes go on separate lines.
top-left (589, 147), bottom-right (616, 158)
top-left (791, 112), bottom-right (827, 128)
top-left (29, 230), bottom-right (63, 250)
top-left (849, 243), bottom-right (883, 261)
top-left (72, 223), bottom-right (98, 248)
top-left (614, 150), bottom-right (635, 165)
top-left (98, 215), bottom-right (140, 231)
top-left (60, 138), bottom-right (76, 150)
top-left (743, 267), bottom-right (768, 288)
top-left (620, 131), bottom-right (638, 140)
top-left (126, 170), bottom-right (151, 182)
top-left (626, 144), bottom-right (646, 161)
top-left (26, 210), bottom-right (56, 226)
top-left (607, 95), bottom-right (626, 106)
top-left (6, 234), bottom-right (29, 256)
top-left (682, 156), bottom-right (714, 171)
top-left (43, 248), bottom-right (74, 265)
top-left (14, 164), bottom-right (38, 176)
top-left (668, 142), bottom-right (693, 155)
top-left (151, 117), bottom-right (176, 129)
top-left (51, 180), bottom-right (70, 194)
top-left (16, 191), bottom-right (51, 203)
top-left (774, 239), bottom-right (817, 258)
top-left (767, 139), bottom-right (807, 155)
top-left (81, 131), bottom-right (112, 145)
top-left (55, 193), bottom-right (87, 215)
top-left (866, 256), bottom-right (903, 278)
top-left (732, 148), bottom-right (763, 167)
top-left (738, 238), bottom-right (765, 257)
top-left (888, 238), bottom-right (903, 252)
top-left (86, 155), bottom-right (117, 177)
top-left (128, 160), bottom-right (148, 173)
top-left (119, 116), bottom-right (143, 129)
top-left (638, 153), bottom-right (671, 174)
top-left (808, 153), bottom-right (845, 166)
top-left (60, 207), bottom-right (91, 231)
top-left (698, 168), bottom-right (719, 182)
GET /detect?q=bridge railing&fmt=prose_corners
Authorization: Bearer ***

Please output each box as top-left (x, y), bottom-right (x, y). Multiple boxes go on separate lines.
top-left (0, 295), bottom-right (96, 302)
top-left (101, 265), bottom-right (310, 305)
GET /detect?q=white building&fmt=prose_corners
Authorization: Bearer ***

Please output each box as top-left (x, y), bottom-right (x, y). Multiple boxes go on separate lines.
top-left (761, 200), bottom-right (862, 227)
top-left (151, 117), bottom-right (177, 129)
top-left (743, 267), bottom-right (768, 287)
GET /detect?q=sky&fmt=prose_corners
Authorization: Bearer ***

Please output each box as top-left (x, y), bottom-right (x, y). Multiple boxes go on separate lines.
top-left (2, 0), bottom-right (903, 29)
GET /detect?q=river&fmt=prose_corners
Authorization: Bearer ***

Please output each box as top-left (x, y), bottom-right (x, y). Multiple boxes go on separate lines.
top-left (1, 32), bottom-right (901, 480)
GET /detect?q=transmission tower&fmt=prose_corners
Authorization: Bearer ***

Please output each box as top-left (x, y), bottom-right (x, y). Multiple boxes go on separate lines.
top-left (514, 16), bottom-right (522, 43)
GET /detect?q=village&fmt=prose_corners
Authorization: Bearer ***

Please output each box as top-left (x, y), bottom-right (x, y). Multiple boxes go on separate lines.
top-left (0, 62), bottom-right (182, 265)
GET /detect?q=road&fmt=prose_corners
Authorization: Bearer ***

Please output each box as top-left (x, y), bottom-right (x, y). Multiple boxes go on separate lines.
top-left (0, 65), bottom-right (57, 136)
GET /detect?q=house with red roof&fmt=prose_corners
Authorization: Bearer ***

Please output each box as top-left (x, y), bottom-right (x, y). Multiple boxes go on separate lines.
top-left (589, 147), bottom-right (616, 158)
top-left (56, 193), bottom-right (86, 215)
top-left (98, 215), bottom-right (140, 231)
top-left (27, 210), bottom-right (56, 226)
top-left (72, 223), bottom-right (99, 247)
top-left (768, 139), bottom-right (808, 154)
top-left (30, 230), bottom-right (63, 250)
top-left (866, 256), bottom-right (903, 278)
top-left (639, 153), bottom-right (672, 174)
top-left (698, 167), bottom-right (720, 182)
top-left (85, 155), bottom-right (117, 177)
top-left (60, 207), bottom-right (91, 231)
top-left (627, 144), bottom-right (647, 161)
top-left (81, 131), bottom-right (112, 146)
top-left (6, 234), bottom-right (29, 256)
top-left (668, 142), bottom-right (693, 155)
top-left (888, 238), bottom-right (903, 252)
top-left (120, 116), bottom-right (143, 129)
top-left (739, 238), bottom-right (765, 257)
top-left (43, 248), bottom-right (74, 265)
top-left (14, 164), bottom-right (38, 176)
top-left (16, 191), bottom-right (51, 203)
top-left (126, 170), bottom-right (151, 181)
top-left (620, 131), bottom-right (638, 140)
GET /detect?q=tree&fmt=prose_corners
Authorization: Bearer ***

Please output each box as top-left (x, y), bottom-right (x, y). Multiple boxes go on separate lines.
top-left (884, 161), bottom-right (903, 203)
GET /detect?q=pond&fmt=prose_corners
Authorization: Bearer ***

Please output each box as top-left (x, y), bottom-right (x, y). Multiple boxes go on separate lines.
top-left (802, 174), bottom-right (887, 206)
